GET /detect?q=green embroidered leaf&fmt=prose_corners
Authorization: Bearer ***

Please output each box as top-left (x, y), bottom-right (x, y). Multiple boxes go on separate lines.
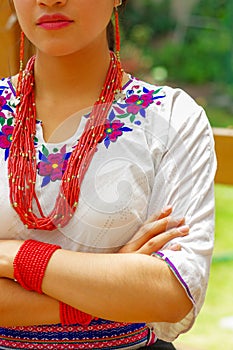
top-left (154, 88), bottom-right (163, 95)
top-left (7, 118), bottom-right (13, 126)
top-left (117, 113), bottom-right (130, 119)
top-left (42, 144), bottom-right (49, 157)
top-left (34, 136), bottom-right (38, 143)
top-left (9, 101), bottom-right (16, 108)
top-left (130, 114), bottom-right (136, 123)
top-left (53, 148), bottom-right (59, 153)
top-left (0, 117), bottom-right (5, 126)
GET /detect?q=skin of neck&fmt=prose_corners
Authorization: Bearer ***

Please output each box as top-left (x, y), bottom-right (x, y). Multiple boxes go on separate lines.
top-left (34, 30), bottom-right (111, 109)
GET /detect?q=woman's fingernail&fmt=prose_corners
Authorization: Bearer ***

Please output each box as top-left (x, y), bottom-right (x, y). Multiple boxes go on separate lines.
top-left (162, 205), bottom-right (172, 213)
top-left (174, 217), bottom-right (185, 223)
top-left (170, 244), bottom-right (181, 251)
top-left (178, 225), bottom-right (189, 233)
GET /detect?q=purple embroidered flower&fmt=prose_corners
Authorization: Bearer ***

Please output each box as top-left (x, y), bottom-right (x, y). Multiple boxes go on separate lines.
top-left (0, 92), bottom-right (14, 118)
top-left (37, 145), bottom-right (71, 187)
top-left (113, 86), bottom-right (166, 123)
top-left (103, 119), bottom-right (132, 149)
top-left (0, 125), bottom-right (13, 149)
top-left (125, 91), bottom-right (154, 115)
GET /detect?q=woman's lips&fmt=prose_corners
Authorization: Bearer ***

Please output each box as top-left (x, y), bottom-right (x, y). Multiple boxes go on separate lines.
top-left (36, 14), bottom-right (73, 30)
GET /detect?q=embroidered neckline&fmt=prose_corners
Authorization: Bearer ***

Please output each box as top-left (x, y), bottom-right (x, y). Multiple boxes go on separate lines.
top-left (0, 77), bottom-right (166, 188)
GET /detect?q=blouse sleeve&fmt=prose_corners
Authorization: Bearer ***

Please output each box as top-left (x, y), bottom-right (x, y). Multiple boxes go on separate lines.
top-left (146, 88), bottom-right (217, 341)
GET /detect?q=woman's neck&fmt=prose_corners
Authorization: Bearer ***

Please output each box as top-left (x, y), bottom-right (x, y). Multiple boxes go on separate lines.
top-left (29, 37), bottom-right (112, 142)
top-left (34, 39), bottom-right (111, 109)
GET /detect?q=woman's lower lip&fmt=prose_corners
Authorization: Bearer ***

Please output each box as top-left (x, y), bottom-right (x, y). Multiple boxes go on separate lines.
top-left (38, 21), bottom-right (72, 30)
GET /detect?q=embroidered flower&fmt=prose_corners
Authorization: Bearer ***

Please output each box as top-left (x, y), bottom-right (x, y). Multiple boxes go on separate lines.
top-left (125, 91), bottom-right (155, 115)
top-left (0, 96), bottom-right (7, 118)
top-left (0, 90), bottom-right (14, 121)
top-left (37, 145), bottom-right (71, 187)
top-left (113, 86), bottom-right (166, 123)
top-left (0, 125), bottom-right (14, 160)
top-left (102, 120), bottom-right (132, 149)
top-left (0, 125), bottom-right (13, 149)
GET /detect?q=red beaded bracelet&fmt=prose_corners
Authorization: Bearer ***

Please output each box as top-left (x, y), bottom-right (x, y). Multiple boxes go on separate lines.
top-left (59, 302), bottom-right (94, 326)
top-left (13, 239), bottom-right (61, 294)
top-left (14, 240), bottom-right (95, 326)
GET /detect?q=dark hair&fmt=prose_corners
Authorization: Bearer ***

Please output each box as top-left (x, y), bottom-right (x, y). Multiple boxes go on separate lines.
top-left (107, 0), bottom-right (127, 51)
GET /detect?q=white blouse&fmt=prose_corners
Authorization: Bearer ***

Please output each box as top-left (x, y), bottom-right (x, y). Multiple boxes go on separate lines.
top-left (0, 76), bottom-right (216, 342)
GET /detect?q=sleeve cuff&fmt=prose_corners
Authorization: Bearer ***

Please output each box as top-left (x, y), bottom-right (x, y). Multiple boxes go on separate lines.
top-left (147, 250), bottom-right (197, 342)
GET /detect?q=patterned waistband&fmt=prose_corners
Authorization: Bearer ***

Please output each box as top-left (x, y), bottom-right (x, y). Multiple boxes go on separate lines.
top-left (0, 319), bottom-right (151, 349)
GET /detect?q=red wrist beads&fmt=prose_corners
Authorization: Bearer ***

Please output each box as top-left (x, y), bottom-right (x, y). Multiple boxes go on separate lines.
top-left (59, 302), bottom-right (93, 326)
top-left (13, 239), bottom-right (61, 294)
top-left (14, 240), bottom-right (95, 326)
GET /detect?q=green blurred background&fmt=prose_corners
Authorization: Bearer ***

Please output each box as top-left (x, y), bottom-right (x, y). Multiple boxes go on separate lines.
top-left (121, 0), bottom-right (233, 128)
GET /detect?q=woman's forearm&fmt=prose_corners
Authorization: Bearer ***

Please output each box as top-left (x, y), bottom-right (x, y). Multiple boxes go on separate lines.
top-left (0, 278), bottom-right (60, 327)
top-left (0, 251), bottom-right (192, 326)
top-left (0, 218), bottom-right (191, 326)
top-left (42, 250), bottom-right (192, 323)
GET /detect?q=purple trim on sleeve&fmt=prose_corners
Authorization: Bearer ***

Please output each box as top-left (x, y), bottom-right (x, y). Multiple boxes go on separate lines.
top-left (7, 78), bottom-right (16, 96)
top-left (153, 251), bottom-right (195, 303)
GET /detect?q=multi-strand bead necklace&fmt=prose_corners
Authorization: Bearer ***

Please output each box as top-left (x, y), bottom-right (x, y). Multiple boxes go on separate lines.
top-left (8, 52), bottom-right (123, 230)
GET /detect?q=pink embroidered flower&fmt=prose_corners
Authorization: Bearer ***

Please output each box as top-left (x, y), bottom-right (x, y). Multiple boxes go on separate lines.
top-left (0, 125), bottom-right (14, 149)
top-left (104, 120), bottom-right (124, 141)
top-left (38, 145), bottom-right (71, 187)
top-left (125, 91), bottom-right (154, 115)
top-left (103, 120), bottom-right (132, 148)
top-left (0, 96), bottom-right (7, 118)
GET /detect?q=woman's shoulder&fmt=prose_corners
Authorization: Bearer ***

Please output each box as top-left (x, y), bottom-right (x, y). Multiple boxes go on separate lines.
top-left (125, 76), bottom-right (204, 126)
top-left (0, 76), bottom-right (17, 103)
top-left (0, 75), bottom-right (16, 90)
top-left (130, 76), bottom-right (201, 110)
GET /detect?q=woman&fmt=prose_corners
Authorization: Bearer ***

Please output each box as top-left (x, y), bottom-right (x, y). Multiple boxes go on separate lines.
top-left (0, 0), bottom-right (216, 349)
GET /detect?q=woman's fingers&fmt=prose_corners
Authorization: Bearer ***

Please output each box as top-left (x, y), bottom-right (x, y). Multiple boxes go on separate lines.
top-left (167, 243), bottom-right (182, 251)
top-left (119, 215), bottom-right (185, 253)
top-left (136, 225), bottom-right (189, 255)
top-left (145, 206), bottom-right (172, 224)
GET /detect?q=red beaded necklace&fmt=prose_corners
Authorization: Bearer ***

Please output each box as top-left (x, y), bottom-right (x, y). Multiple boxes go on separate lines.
top-left (8, 52), bottom-right (123, 230)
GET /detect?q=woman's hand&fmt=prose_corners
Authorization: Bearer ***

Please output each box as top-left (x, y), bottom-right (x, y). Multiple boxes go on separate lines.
top-left (119, 206), bottom-right (189, 255)
top-left (0, 240), bottom-right (23, 279)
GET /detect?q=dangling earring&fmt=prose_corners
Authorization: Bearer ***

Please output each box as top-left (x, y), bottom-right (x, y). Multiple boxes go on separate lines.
top-left (114, 3), bottom-right (121, 61)
top-left (17, 31), bottom-right (25, 98)
top-left (114, 1), bottom-right (123, 93)
top-left (114, 0), bottom-right (123, 63)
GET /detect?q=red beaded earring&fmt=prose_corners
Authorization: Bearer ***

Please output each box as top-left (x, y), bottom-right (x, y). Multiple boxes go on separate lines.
top-left (114, 1), bottom-right (123, 92)
top-left (114, 2), bottom-right (121, 60)
top-left (17, 31), bottom-right (25, 98)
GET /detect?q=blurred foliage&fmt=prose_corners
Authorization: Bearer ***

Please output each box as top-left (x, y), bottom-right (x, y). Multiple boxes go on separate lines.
top-left (122, 0), bottom-right (175, 48)
top-left (121, 0), bottom-right (233, 89)
top-left (191, 0), bottom-right (228, 19)
top-left (121, 0), bottom-right (175, 75)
